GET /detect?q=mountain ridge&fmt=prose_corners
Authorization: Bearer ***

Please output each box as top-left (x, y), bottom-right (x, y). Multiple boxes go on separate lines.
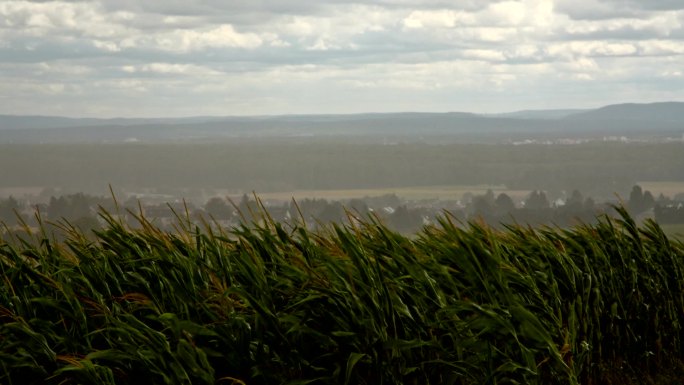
top-left (1, 102), bottom-right (682, 144)
top-left (564, 102), bottom-right (684, 121)
top-left (1, 101), bottom-right (682, 130)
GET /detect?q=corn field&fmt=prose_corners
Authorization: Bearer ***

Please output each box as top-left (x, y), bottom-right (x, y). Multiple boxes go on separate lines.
top-left (1, 206), bottom-right (683, 384)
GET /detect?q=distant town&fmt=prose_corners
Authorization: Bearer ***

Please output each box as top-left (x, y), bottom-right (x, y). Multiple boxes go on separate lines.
top-left (2, 185), bottom-right (683, 242)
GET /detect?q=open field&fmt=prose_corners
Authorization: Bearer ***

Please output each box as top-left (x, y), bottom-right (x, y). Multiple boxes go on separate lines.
top-left (662, 224), bottom-right (684, 240)
top-left (231, 185), bottom-right (532, 203)
top-left (637, 181), bottom-right (684, 198)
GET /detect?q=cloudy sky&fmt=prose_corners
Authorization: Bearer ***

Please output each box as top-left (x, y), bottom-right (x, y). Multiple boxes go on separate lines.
top-left (1, 0), bottom-right (683, 117)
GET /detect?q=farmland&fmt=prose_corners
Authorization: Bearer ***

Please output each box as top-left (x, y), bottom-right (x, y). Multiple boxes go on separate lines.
top-left (662, 223), bottom-right (684, 240)
top-left (1, 207), bottom-right (683, 384)
top-left (243, 185), bottom-right (530, 203)
top-left (636, 181), bottom-right (684, 200)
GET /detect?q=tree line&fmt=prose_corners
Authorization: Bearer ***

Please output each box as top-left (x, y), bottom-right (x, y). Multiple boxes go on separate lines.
top-left (2, 185), bottom-right (683, 239)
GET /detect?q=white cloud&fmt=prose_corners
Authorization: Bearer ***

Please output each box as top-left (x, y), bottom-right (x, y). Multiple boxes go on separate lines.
top-left (96, 79), bottom-right (148, 92)
top-left (282, 17), bottom-right (317, 36)
top-left (0, 1), bottom-right (132, 38)
top-left (462, 49), bottom-right (506, 61)
top-left (121, 62), bottom-right (222, 76)
top-left (661, 70), bottom-right (682, 77)
top-left (547, 41), bottom-right (639, 58)
top-left (153, 25), bottom-right (263, 51)
top-left (93, 40), bottom-right (121, 52)
top-left (0, 0), bottom-right (683, 116)
top-left (487, 1), bottom-right (528, 26)
top-left (564, 12), bottom-right (682, 37)
top-left (36, 62), bottom-right (93, 76)
top-left (510, 45), bottom-right (542, 60)
top-left (403, 10), bottom-right (465, 29)
top-left (639, 40), bottom-right (684, 55)
top-left (567, 57), bottom-right (599, 71)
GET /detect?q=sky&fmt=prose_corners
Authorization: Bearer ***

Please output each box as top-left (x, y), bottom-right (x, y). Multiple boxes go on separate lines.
top-left (0, 0), bottom-right (683, 117)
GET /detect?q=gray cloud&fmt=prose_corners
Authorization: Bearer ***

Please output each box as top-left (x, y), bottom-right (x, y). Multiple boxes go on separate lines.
top-left (1, 0), bottom-right (683, 117)
top-left (619, 0), bottom-right (684, 11)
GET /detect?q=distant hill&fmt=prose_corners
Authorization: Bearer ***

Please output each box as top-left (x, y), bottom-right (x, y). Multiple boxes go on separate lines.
top-left (0, 102), bottom-right (682, 144)
top-left (485, 109), bottom-right (587, 120)
top-left (565, 102), bottom-right (684, 121)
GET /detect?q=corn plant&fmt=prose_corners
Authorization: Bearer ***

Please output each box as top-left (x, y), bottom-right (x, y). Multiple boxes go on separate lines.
top-left (1, 206), bottom-right (683, 384)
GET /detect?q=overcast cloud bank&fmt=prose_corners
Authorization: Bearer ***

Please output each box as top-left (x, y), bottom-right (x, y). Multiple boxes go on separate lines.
top-left (1, 0), bottom-right (683, 117)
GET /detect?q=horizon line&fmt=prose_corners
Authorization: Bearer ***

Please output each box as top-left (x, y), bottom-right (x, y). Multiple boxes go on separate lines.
top-left (0, 100), bottom-right (682, 120)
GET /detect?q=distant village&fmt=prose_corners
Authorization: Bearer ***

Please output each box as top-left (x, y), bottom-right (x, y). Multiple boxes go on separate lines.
top-left (1, 185), bottom-right (683, 242)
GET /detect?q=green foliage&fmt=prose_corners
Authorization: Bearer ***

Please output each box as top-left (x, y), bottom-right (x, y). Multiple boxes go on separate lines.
top-left (1, 207), bottom-right (683, 384)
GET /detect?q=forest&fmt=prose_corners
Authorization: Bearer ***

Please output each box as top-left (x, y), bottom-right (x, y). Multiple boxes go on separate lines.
top-left (1, 141), bottom-right (683, 200)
